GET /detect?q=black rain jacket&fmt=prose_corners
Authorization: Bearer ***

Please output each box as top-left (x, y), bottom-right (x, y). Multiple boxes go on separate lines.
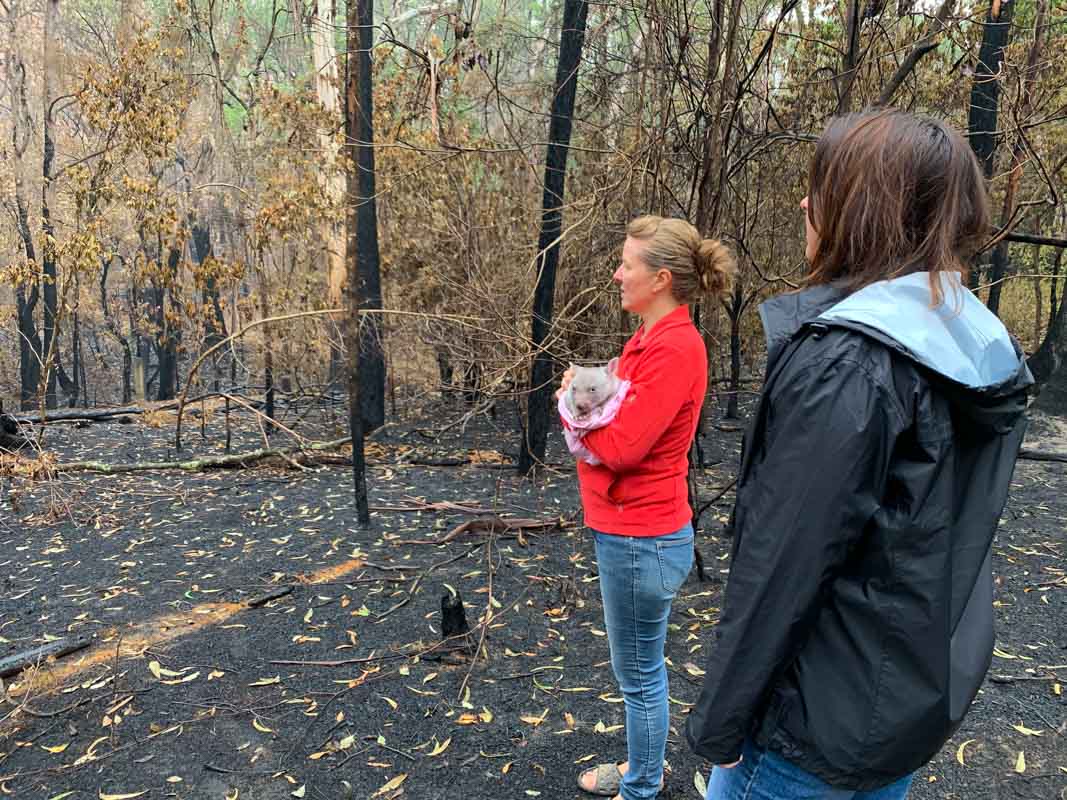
top-left (685, 272), bottom-right (1032, 790)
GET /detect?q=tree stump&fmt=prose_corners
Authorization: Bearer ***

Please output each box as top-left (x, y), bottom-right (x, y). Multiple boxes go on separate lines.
top-left (0, 415), bottom-right (31, 452)
top-left (441, 591), bottom-right (470, 638)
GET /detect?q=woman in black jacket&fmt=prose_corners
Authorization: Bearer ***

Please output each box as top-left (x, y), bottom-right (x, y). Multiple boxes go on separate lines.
top-left (686, 110), bottom-right (1032, 798)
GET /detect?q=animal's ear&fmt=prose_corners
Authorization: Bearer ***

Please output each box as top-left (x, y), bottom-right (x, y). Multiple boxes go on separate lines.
top-left (606, 357), bottom-right (619, 375)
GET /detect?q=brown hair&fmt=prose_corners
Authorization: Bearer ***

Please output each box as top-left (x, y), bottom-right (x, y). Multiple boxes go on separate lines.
top-left (805, 110), bottom-right (990, 305)
top-left (626, 215), bottom-right (735, 303)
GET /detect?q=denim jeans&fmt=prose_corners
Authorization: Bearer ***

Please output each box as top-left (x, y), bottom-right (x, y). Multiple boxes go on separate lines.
top-left (706, 739), bottom-right (914, 800)
top-left (594, 523), bottom-right (694, 800)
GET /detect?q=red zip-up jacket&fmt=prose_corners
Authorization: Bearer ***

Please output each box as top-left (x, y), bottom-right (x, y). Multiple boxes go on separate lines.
top-left (571, 304), bottom-right (707, 536)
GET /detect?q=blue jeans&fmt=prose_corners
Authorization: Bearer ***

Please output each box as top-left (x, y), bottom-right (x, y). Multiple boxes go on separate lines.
top-left (707, 739), bottom-right (913, 800)
top-left (594, 523), bottom-right (694, 800)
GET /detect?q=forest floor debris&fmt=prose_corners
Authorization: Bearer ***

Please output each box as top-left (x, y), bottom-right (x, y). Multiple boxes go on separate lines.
top-left (0, 400), bottom-right (1062, 799)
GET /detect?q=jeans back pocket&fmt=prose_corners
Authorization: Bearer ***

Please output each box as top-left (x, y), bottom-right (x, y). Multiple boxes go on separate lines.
top-left (656, 526), bottom-right (694, 594)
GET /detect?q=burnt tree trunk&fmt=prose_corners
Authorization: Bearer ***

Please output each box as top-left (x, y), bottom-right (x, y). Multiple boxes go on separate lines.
top-left (837, 0), bottom-right (862, 113)
top-left (1028, 210), bottom-right (1067, 395)
top-left (100, 256), bottom-right (133, 404)
top-left (347, 0), bottom-right (385, 435)
top-left (344, 0), bottom-right (373, 525)
top-left (191, 223), bottom-right (228, 389)
top-left (966, 0), bottom-right (1015, 292)
top-left (260, 266), bottom-right (276, 432)
top-left (725, 281), bottom-right (743, 419)
top-left (518, 0), bottom-right (590, 475)
top-left (154, 246), bottom-right (182, 402)
top-left (5, 0), bottom-right (43, 410)
top-left (69, 310), bottom-right (81, 407)
top-left (985, 0), bottom-right (1047, 316)
top-left (40, 0), bottom-right (61, 410)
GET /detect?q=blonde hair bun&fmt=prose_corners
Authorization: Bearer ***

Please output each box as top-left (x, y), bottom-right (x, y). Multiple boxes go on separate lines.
top-left (697, 239), bottom-right (736, 296)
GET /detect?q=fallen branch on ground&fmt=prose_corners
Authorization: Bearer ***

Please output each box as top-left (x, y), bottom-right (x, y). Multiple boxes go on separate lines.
top-left (0, 636), bottom-right (92, 678)
top-left (1018, 448), bottom-right (1067, 464)
top-left (370, 496), bottom-right (496, 514)
top-left (49, 437), bottom-right (352, 474)
top-left (395, 515), bottom-right (565, 546)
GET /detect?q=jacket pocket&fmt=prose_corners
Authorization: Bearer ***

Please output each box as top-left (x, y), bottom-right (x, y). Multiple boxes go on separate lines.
top-left (656, 526), bottom-right (694, 594)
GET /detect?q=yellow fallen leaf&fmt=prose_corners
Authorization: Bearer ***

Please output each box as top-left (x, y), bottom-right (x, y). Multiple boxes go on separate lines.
top-left (99, 792), bottom-right (148, 800)
top-left (429, 737), bottom-right (451, 756)
top-left (381, 695), bottom-right (398, 710)
top-left (166, 776), bottom-right (182, 783)
top-left (373, 774), bottom-right (407, 797)
top-left (225, 790), bottom-right (239, 800)
top-left (49, 793), bottom-right (76, 800)
top-left (147, 660), bottom-right (185, 679)
top-left (1014, 751), bottom-right (1026, 773)
top-left (573, 754), bottom-right (595, 764)
top-left (993, 648), bottom-right (1017, 660)
top-left (564, 712), bottom-right (576, 730)
top-left (208, 670), bottom-right (226, 680)
top-left (456, 713), bottom-right (479, 725)
top-left (248, 676), bottom-right (282, 687)
top-left (252, 718), bottom-right (274, 734)
top-left (308, 752), bottom-right (327, 760)
top-left (694, 770), bottom-right (708, 797)
top-left (41, 742), bottom-right (70, 754)
top-left (502, 761), bottom-right (513, 774)
top-left (291, 786), bottom-right (306, 798)
top-left (161, 671), bottom-right (199, 685)
top-left (956, 739), bottom-right (975, 766)
top-left (478, 707), bottom-right (493, 723)
top-left (338, 734), bottom-right (355, 749)
top-left (684, 662), bottom-right (706, 677)
top-left (1012, 723), bottom-right (1043, 736)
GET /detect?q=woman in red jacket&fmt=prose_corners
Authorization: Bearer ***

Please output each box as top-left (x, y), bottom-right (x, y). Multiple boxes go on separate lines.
top-left (562, 216), bottom-right (734, 800)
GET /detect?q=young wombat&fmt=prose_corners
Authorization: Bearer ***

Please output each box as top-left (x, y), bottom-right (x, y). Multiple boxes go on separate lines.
top-left (564, 358), bottom-right (621, 419)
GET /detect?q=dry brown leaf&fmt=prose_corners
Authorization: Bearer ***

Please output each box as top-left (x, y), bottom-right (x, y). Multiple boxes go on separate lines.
top-left (519, 708), bottom-right (549, 726)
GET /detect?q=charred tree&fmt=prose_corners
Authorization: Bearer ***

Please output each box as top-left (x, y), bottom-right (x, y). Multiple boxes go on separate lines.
top-left (518, 0), bottom-right (590, 475)
top-left (345, 0), bottom-right (386, 434)
top-left (100, 256), bottom-right (133, 404)
top-left (152, 246), bottom-right (182, 401)
top-left (344, 0), bottom-right (374, 525)
top-left (40, 0), bottom-right (61, 409)
top-left (966, 0), bottom-right (1015, 292)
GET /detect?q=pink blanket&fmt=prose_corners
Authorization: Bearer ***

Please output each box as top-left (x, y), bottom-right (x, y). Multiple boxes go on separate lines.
top-left (557, 380), bottom-right (631, 465)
